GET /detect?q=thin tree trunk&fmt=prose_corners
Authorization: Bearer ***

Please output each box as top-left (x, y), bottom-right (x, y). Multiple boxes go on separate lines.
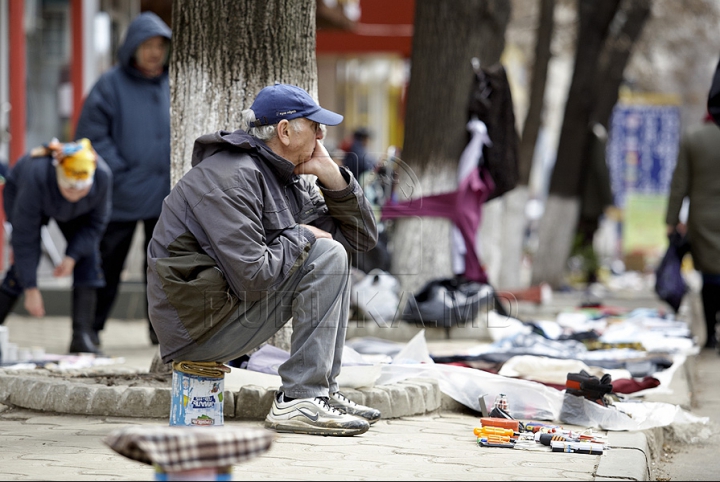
top-left (592, 0), bottom-right (652, 129)
top-left (498, 0), bottom-right (556, 290)
top-left (518, 0), bottom-right (555, 185)
top-left (393, 0), bottom-right (511, 294)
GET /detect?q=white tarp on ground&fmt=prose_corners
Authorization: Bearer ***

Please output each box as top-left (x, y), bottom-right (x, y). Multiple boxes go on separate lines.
top-left (376, 329), bottom-right (709, 432)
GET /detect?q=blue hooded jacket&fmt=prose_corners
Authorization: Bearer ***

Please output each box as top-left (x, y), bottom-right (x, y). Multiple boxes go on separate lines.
top-left (3, 153), bottom-right (112, 289)
top-left (75, 12), bottom-right (171, 222)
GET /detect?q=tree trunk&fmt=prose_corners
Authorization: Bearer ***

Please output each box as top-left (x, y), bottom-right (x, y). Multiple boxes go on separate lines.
top-left (531, 0), bottom-right (621, 287)
top-left (518, 0), bottom-right (555, 186)
top-left (150, 0), bottom-right (316, 372)
top-left (392, 0), bottom-right (511, 294)
top-left (170, 0), bottom-right (317, 186)
top-left (497, 0), bottom-right (556, 290)
top-left (592, 0), bottom-right (652, 129)
top-left (548, 0), bottom-right (620, 199)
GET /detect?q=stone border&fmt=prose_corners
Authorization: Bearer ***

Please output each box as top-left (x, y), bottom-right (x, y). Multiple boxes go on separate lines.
top-left (0, 372), bottom-right (442, 421)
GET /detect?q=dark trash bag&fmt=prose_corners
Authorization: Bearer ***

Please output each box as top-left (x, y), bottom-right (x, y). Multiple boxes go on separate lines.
top-left (401, 277), bottom-right (497, 334)
top-left (654, 230), bottom-right (690, 313)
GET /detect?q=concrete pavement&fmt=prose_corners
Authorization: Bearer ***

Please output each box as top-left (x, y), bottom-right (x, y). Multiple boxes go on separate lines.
top-left (0, 405), bottom-right (651, 481)
top-left (0, 287), bottom-right (706, 481)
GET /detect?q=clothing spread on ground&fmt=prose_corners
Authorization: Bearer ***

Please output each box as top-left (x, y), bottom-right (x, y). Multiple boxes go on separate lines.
top-left (244, 302), bottom-right (704, 432)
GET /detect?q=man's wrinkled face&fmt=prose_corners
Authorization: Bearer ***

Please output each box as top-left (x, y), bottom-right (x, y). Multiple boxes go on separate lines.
top-left (136, 36), bottom-right (168, 74)
top-left (288, 119), bottom-right (323, 166)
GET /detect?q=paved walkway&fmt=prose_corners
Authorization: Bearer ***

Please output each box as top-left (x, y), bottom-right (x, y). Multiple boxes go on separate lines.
top-left (0, 289), bottom-right (703, 480)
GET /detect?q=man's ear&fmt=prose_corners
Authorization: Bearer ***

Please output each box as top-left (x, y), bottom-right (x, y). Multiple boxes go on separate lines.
top-left (276, 119), bottom-right (291, 146)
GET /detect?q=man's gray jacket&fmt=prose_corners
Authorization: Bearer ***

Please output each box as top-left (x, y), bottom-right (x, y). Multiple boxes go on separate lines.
top-left (147, 129), bottom-right (378, 363)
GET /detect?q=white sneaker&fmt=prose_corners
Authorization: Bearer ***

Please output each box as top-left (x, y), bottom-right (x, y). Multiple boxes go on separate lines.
top-left (264, 391), bottom-right (370, 436)
top-left (329, 391), bottom-right (382, 424)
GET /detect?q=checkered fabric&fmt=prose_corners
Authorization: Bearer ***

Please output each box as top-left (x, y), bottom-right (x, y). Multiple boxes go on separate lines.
top-left (103, 426), bottom-right (274, 473)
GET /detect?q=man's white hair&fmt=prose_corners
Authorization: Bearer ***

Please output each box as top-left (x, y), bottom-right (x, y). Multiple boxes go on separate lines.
top-left (241, 109), bottom-right (303, 140)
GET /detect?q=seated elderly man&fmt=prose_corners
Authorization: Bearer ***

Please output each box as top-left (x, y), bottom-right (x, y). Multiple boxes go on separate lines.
top-left (147, 83), bottom-right (381, 436)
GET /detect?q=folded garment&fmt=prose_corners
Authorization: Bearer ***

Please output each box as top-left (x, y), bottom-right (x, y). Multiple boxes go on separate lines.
top-left (611, 376), bottom-right (661, 394)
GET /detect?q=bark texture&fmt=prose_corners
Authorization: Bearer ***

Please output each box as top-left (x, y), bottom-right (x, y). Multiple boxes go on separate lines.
top-left (170, 0), bottom-right (317, 185)
top-left (392, 0), bottom-right (511, 293)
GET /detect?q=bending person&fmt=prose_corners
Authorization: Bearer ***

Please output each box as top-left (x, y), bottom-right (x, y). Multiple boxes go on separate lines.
top-left (0, 139), bottom-right (111, 354)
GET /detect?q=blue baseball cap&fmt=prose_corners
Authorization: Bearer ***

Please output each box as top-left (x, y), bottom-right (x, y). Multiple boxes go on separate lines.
top-left (249, 83), bottom-right (343, 127)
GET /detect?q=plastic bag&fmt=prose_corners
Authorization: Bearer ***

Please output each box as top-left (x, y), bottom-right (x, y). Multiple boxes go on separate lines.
top-left (654, 231), bottom-right (690, 313)
top-left (351, 269), bottom-right (401, 324)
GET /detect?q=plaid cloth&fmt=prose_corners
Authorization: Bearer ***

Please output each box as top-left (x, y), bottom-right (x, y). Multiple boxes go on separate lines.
top-left (103, 426), bottom-right (274, 473)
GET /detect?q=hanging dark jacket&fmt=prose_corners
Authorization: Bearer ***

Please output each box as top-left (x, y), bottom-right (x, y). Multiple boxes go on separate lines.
top-left (3, 153), bottom-right (112, 289)
top-left (467, 63), bottom-right (520, 202)
top-left (75, 12), bottom-right (171, 222)
top-left (147, 129), bottom-right (378, 363)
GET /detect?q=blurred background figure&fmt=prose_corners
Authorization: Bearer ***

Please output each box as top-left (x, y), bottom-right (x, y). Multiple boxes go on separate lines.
top-left (342, 127), bottom-right (377, 182)
top-left (75, 12), bottom-right (172, 347)
top-left (665, 109), bottom-right (720, 351)
top-left (0, 139), bottom-right (111, 355)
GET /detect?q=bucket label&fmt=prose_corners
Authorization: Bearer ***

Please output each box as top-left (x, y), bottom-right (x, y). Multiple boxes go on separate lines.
top-left (170, 370), bottom-right (224, 426)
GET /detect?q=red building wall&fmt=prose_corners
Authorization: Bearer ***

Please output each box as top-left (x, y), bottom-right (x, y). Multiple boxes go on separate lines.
top-left (317, 0), bottom-right (415, 57)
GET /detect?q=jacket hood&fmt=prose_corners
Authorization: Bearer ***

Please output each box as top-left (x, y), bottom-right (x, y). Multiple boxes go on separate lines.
top-left (118, 12), bottom-right (172, 71)
top-left (191, 129), bottom-right (296, 182)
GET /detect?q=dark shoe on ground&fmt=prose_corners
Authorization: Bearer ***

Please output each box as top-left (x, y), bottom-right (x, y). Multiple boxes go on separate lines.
top-left (0, 290), bottom-right (19, 325)
top-left (68, 332), bottom-right (102, 355)
top-left (264, 391), bottom-right (369, 436)
top-left (90, 330), bottom-right (100, 347)
top-left (329, 391), bottom-right (381, 424)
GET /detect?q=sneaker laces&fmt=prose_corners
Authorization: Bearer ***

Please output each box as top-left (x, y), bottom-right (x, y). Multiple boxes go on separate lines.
top-left (315, 396), bottom-right (344, 415)
top-left (332, 391), bottom-right (357, 407)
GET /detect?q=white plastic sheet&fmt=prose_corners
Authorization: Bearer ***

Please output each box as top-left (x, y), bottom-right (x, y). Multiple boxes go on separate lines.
top-left (377, 330), bottom-right (709, 431)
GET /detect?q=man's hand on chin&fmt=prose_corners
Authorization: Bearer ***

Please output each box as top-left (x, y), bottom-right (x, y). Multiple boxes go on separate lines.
top-left (294, 140), bottom-right (347, 190)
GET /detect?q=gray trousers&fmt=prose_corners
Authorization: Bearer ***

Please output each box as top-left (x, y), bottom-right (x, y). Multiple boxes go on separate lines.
top-left (173, 238), bottom-right (350, 399)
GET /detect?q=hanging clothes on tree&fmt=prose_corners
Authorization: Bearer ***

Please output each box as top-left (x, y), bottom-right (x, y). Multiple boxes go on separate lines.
top-left (381, 119), bottom-right (494, 283)
top-left (451, 120), bottom-right (492, 277)
top-left (468, 62), bottom-right (520, 202)
top-left (382, 61), bottom-right (519, 283)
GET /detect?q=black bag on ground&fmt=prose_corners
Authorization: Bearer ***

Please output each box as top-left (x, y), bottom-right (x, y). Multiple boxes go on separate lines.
top-left (401, 277), bottom-right (496, 331)
top-left (654, 230), bottom-right (690, 313)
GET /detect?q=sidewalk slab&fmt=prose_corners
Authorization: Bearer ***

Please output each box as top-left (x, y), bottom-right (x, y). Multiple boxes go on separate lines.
top-left (596, 432), bottom-right (652, 481)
